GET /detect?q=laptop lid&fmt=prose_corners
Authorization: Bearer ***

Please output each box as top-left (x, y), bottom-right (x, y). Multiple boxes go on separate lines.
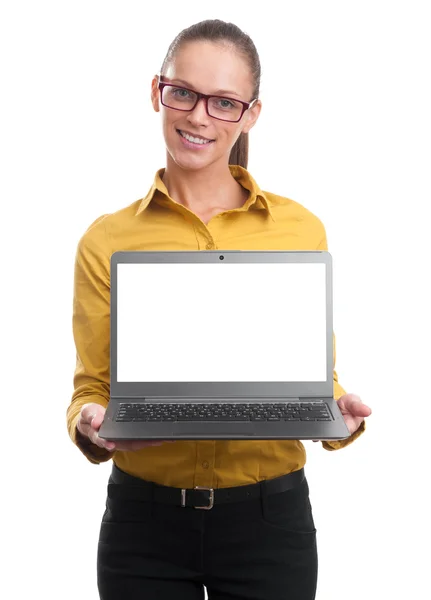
top-left (110, 250), bottom-right (333, 399)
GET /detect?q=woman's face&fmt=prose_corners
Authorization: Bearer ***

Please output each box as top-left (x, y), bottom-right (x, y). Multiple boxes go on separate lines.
top-left (151, 41), bottom-right (262, 172)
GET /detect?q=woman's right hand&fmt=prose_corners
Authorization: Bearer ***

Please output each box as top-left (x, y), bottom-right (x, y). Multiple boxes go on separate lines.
top-left (76, 403), bottom-right (176, 452)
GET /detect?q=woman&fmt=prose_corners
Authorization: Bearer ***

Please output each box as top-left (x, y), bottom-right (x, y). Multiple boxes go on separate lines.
top-left (68, 19), bottom-right (372, 600)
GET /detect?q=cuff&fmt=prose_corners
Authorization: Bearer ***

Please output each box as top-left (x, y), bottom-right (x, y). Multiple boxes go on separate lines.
top-left (69, 413), bottom-right (115, 465)
top-left (321, 418), bottom-right (367, 451)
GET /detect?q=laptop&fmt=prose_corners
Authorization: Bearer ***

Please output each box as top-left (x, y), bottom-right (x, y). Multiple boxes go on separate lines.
top-left (98, 250), bottom-right (350, 441)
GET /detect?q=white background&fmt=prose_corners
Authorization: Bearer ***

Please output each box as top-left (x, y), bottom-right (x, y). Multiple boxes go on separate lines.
top-left (117, 263), bottom-right (327, 381)
top-left (1, 1), bottom-right (430, 599)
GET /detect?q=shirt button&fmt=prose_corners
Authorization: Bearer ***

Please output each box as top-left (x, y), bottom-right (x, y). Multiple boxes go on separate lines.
top-left (202, 461), bottom-right (209, 469)
top-left (206, 242), bottom-right (214, 249)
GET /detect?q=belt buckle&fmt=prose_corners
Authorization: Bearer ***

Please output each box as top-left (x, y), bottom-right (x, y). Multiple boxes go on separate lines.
top-left (181, 486), bottom-right (214, 510)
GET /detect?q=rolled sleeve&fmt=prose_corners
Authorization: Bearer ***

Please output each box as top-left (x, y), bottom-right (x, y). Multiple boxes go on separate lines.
top-left (317, 224), bottom-right (367, 451)
top-left (66, 215), bottom-right (114, 464)
top-left (321, 344), bottom-right (367, 451)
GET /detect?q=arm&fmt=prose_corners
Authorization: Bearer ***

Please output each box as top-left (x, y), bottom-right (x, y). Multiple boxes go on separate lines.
top-left (317, 225), bottom-right (366, 451)
top-left (321, 332), bottom-right (366, 451)
top-left (66, 215), bottom-right (114, 464)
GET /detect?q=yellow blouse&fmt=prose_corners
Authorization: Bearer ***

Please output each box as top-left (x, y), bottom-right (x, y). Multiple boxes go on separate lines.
top-left (67, 165), bottom-right (365, 487)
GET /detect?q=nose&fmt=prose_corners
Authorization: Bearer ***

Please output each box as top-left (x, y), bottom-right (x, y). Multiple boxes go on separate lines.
top-left (186, 97), bottom-right (210, 126)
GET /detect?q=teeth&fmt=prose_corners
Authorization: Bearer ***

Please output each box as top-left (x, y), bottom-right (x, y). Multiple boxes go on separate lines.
top-left (179, 130), bottom-right (212, 145)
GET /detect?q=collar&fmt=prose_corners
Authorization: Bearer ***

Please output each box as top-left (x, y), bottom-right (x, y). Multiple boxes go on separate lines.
top-left (135, 165), bottom-right (275, 222)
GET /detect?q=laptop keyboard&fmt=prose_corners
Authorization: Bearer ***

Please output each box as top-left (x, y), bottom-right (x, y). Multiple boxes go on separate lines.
top-left (115, 402), bottom-right (332, 422)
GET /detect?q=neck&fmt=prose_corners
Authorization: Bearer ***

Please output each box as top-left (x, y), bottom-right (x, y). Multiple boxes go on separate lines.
top-left (161, 154), bottom-right (246, 214)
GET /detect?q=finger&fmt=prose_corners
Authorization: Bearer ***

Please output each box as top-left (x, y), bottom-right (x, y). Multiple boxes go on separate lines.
top-left (79, 419), bottom-right (113, 450)
top-left (93, 426), bottom-right (116, 451)
top-left (86, 425), bottom-right (108, 449)
top-left (80, 403), bottom-right (97, 422)
top-left (340, 395), bottom-right (363, 413)
top-left (348, 401), bottom-right (372, 417)
top-left (356, 403), bottom-right (372, 416)
top-left (89, 412), bottom-right (104, 432)
top-left (76, 420), bottom-right (91, 439)
top-left (81, 405), bottom-right (107, 435)
top-left (76, 407), bottom-right (114, 451)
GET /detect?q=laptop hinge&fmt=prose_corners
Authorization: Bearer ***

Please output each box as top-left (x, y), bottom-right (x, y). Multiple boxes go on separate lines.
top-left (113, 397), bottom-right (305, 403)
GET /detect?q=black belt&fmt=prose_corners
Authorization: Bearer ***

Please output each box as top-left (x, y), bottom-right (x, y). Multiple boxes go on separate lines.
top-left (109, 463), bottom-right (305, 510)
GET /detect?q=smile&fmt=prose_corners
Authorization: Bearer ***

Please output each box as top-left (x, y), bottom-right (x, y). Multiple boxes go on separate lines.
top-left (177, 129), bottom-right (215, 145)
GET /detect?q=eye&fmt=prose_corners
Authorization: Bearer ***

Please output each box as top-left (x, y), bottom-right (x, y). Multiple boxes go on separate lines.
top-left (218, 98), bottom-right (235, 109)
top-left (172, 87), bottom-right (191, 98)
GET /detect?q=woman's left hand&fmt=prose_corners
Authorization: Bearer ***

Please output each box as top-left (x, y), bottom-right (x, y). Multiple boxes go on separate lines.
top-left (337, 393), bottom-right (372, 435)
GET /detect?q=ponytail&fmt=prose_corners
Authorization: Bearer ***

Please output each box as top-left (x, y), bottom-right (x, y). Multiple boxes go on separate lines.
top-left (228, 132), bottom-right (249, 169)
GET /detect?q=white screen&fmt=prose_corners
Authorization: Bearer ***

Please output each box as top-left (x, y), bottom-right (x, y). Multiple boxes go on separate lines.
top-left (116, 262), bottom-right (327, 382)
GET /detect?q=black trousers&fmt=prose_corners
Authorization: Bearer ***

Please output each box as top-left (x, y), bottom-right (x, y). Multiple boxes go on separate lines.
top-left (97, 466), bottom-right (318, 600)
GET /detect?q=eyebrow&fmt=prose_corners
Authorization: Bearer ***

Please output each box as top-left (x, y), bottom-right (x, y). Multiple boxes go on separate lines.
top-left (163, 77), bottom-right (241, 98)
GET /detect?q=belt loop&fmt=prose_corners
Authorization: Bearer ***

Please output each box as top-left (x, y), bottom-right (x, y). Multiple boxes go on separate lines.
top-left (148, 481), bottom-right (155, 518)
top-left (260, 478), bottom-right (269, 497)
top-left (144, 480), bottom-right (152, 504)
top-left (259, 478), bottom-right (269, 515)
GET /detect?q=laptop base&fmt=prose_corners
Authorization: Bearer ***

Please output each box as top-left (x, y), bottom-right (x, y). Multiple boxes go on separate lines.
top-left (99, 398), bottom-right (350, 441)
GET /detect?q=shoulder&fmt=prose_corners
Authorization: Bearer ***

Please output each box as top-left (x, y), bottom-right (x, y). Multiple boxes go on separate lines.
top-left (78, 198), bottom-right (142, 248)
top-left (263, 189), bottom-right (327, 233)
top-left (74, 214), bottom-right (111, 276)
top-left (77, 213), bottom-right (110, 250)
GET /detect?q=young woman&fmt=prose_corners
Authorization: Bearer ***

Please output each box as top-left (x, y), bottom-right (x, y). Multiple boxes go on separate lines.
top-left (68, 19), bottom-right (372, 600)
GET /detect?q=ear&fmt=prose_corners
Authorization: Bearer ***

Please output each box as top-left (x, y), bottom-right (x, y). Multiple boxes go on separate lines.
top-left (241, 99), bottom-right (262, 135)
top-left (151, 74), bottom-right (160, 112)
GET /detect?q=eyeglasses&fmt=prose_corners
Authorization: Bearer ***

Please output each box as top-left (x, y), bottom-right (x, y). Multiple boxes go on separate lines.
top-left (158, 80), bottom-right (258, 123)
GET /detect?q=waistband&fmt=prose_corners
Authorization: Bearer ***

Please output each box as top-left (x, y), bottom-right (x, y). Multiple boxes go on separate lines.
top-left (108, 463), bottom-right (305, 510)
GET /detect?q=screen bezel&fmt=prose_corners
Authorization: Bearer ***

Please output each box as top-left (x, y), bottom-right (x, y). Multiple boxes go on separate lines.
top-left (110, 250), bottom-right (334, 398)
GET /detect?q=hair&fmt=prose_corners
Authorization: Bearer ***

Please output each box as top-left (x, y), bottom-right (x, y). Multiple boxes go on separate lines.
top-left (159, 19), bottom-right (261, 169)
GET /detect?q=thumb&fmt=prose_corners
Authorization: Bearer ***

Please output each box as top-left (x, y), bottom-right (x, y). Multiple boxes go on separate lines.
top-left (82, 403), bottom-right (105, 430)
top-left (90, 410), bottom-right (105, 431)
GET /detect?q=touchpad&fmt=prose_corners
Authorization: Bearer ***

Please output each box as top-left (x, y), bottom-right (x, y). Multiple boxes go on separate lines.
top-left (172, 422), bottom-right (254, 436)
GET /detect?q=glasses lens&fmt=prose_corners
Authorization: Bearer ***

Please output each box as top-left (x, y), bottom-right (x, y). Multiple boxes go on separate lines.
top-left (207, 96), bottom-right (243, 121)
top-left (162, 86), bottom-right (197, 110)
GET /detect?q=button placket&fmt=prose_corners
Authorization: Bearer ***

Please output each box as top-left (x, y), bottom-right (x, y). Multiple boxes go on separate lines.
top-left (195, 441), bottom-right (216, 487)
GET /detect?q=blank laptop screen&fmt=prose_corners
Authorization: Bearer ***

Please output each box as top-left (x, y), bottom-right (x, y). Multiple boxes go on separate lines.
top-left (116, 262), bottom-right (327, 382)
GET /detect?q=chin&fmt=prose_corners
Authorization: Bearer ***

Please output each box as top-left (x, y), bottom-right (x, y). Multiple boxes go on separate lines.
top-left (168, 149), bottom-right (218, 172)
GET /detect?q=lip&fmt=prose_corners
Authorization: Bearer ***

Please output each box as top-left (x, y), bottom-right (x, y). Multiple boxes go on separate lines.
top-left (177, 129), bottom-right (215, 150)
top-left (177, 129), bottom-right (215, 142)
